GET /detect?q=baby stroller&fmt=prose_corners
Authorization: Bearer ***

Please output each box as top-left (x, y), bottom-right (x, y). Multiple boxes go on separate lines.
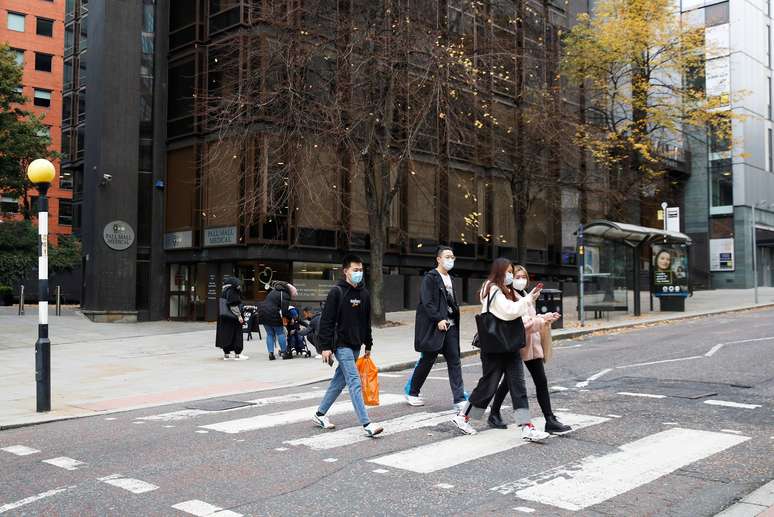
top-left (286, 306), bottom-right (312, 358)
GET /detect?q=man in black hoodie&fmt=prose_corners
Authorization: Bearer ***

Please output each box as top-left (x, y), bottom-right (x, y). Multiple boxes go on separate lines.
top-left (313, 254), bottom-right (383, 437)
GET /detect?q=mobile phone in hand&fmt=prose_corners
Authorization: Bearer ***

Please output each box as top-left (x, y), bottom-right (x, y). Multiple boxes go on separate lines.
top-left (536, 282), bottom-right (544, 290)
top-left (327, 355), bottom-right (334, 367)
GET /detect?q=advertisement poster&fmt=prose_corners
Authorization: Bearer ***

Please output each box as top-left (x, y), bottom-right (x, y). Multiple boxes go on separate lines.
top-left (709, 238), bottom-right (735, 271)
top-left (652, 244), bottom-right (689, 297)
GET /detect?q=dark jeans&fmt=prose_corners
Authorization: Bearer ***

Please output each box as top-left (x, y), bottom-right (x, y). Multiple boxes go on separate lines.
top-left (491, 358), bottom-right (553, 418)
top-left (409, 326), bottom-right (465, 403)
top-left (464, 352), bottom-right (530, 425)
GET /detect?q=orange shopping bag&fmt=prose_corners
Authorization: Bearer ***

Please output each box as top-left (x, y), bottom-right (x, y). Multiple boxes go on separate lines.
top-left (356, 355), bottom-right (380, 406)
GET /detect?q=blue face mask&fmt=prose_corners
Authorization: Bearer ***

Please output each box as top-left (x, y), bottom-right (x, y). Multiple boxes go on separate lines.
top-left (504, 272), bottom-right (514, 286)
top-left (350, 271), bottom-right (364, 285)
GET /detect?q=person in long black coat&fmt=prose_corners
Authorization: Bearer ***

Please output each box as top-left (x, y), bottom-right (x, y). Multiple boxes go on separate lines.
top-left (406, 246), bottom-right (466, 411)
top-left (215, 276), bottom-right (246, 360)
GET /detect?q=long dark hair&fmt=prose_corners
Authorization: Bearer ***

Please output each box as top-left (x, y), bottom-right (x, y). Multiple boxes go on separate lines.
top-left (480, 257), bottom-right (516, 301)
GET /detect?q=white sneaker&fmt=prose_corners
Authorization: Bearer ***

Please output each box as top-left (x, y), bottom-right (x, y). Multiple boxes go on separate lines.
top-left (313, 413), bottom-right (335, 429)
top-left (363, 422), bottom-right (384, 437)
top-left (222, 354), bottom-right (231, 361)
top-left (454, 401), bottom-right (467, 414)
top-left (405, 394), bottom-right (425, 407)
top-left (233, 354), bottom-right (249, 361)
top-left (521, 423), bottom-right (550, 442)
top-left (452, 414), bottom-right (477, 435)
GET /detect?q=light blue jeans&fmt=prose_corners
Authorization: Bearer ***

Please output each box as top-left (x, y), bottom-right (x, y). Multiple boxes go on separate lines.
top-left (318, 347), bottom-right (370, 426)
top-left (264, 325), bottom-right (287, 354)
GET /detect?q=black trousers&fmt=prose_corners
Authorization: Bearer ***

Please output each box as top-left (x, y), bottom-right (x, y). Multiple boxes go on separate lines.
top-left (409, 326), bottom-right (465, 403)
top-left (464, 352), bottom-right (530, 425)
top-left (491, 358), bottom-right (552, 418)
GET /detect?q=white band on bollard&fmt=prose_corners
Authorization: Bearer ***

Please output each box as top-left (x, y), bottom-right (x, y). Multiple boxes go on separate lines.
top-left (39, 257), bottom-right (48, 280)
top-left (39, 213), bottom-right (48, 235)
top-left (39, 301), bottom-right (48, 325)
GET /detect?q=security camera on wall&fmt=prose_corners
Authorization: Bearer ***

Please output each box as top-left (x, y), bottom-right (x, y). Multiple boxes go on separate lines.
top-left (100, 173), bottom-right (112, 187)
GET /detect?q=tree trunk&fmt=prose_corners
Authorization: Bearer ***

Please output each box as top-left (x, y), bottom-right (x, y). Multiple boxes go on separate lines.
top-left (368, 221), bottom-right (387, 326)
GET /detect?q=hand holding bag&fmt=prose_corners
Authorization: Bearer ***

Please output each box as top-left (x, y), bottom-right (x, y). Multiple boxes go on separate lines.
top-left (474, 289), bottom-right (525, 354)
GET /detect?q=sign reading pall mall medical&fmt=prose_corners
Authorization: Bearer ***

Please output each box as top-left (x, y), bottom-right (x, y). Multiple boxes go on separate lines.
top-left (103, 220), bottom-right (135, 251)
top-left (204, 226), bottom-right (238, 247)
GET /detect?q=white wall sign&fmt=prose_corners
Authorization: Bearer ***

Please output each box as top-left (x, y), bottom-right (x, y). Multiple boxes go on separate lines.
top-left (164, 230), bottom-right (193, 250)
top-left (103, 220), bottom-right (135, 251)
top-left (666, 207), bottom-right (680, 233)
top-left (710, 238), bottom-right (735, 271)
top-left (204, 226), bottom-right (238, 247)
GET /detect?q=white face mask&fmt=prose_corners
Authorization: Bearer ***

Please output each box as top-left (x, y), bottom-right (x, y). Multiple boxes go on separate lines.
top-left (504, 272), bottom-right (514, 286)
top-left (513, 278), bottom-right (528, 290)
top-left (443, 258), bottom-right (455, 271)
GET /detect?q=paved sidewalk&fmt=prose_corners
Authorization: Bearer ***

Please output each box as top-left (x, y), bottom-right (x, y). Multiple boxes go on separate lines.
top-left (715, 480), bottom-right (774, 517)
top-left (1, 287), bottom-right (773, 429)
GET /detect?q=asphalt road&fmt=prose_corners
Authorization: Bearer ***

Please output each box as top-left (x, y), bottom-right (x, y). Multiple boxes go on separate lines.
top-left (1, 308), bottom-right (773, 517)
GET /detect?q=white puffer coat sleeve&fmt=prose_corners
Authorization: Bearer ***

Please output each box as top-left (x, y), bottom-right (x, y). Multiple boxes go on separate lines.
top-left (480, 283), bottom-right (532, 321)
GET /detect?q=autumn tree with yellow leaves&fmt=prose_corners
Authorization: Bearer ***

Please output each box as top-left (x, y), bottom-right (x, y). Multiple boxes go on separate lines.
top-left (561, 0), bottom-right (735, 220)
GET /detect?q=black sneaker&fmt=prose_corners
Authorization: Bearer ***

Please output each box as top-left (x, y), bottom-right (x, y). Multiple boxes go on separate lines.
top-left (269, 353), bottom-right (276, 361)
top-left (282, 352), bottom-right (293, 360)
top-left (544, 414), bottom-right (572, 434)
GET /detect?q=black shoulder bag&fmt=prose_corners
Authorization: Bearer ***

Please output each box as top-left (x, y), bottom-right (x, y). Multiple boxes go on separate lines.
top-left (473, 289), bottom-right (525, 354)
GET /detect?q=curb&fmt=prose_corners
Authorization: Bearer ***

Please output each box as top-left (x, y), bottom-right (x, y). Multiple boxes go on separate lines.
top-left (714, 479), bottom-right (774, 517)
top-left (2, 303), bottom-right (772, 431)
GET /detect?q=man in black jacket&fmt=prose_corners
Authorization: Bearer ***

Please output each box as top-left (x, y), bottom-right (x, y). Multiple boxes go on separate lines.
top-left (313, 254), bottom-right (384, 437)
top-left (406, 246), bottom-right (466, 411)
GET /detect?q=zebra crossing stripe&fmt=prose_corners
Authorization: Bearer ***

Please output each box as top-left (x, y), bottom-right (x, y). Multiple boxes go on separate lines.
top-left (369, 413), bottom-right (609, 473)
top-left (1, 445), bottom-right (40, 456)
top-left (200, 394), bottom-right (405, 434)
top-left (171, 499), bottom-right (242, 517)
top-left (490, 428), bottom-right (749, 510)
top-left (285, 410), bottom-right (456, 450)
top-left (138, 391), bottom-right (324, 422)
top-left (98, 474), bottom-right (159, 494)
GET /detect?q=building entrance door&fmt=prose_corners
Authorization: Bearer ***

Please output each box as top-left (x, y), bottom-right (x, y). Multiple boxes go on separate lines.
top-left (169, 263), bottom-right (194, 320)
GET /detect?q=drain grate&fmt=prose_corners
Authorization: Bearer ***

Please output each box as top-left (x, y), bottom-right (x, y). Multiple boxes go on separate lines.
top-left (184, 400), bottom-right (256, 411)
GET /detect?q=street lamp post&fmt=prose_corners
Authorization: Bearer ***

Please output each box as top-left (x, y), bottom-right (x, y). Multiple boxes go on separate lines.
top-left (27, 158), bottom-right (56, 413)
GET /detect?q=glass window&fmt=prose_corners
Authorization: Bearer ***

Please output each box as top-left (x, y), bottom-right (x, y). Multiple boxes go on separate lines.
top-left (80, 15), bottom-right (88, 50)
top-left (143, 0), bottom-right (155, 32)
top-left (77, 90), bottom-right (86, 122)
top-left (61, 129), bottom-right (72, 161)
top-left (7, 12), bottom-right (25, 32)
top-left (33, 89), bottom-right (52, 107)
top-left (710, 158), bottom-right (733, 207)
top-left (35, 53), bottom-right (53, 72)
top-left (76, 125), bottom-right (86, 158)
top-left (58, 200), bottom-right (73, 225)
top-left (710, 115), bottom-right (732, 152)
top-left (769, 128), bottom-right (773, 172)
top-left (710, 216), bottom-right (734, 238)
top-left (81, 0), bottom-right (88, 13)
top-left (170, 0), bottom-right (196, 30)
top-left (60, 169), bottom-right (73, 190)
top-left (12, 48), bottom-right (24, 66)
top-left (66, 0), bottom-right (76, 20)
top-left (78, 52), bottom-right (86, 87)
top-left (62, 94), bottom-right (73, 125)
top-left (65, 23), bottom-right (75, 54)
top-left (64, 59), bottom-right (73, 90)
top-left (705, 2), bottom-right (729, 27)
top-left (1, 197), bottom-right (20, 214)
top-left (37, 126), bottom-right (51, 139)
top-left (36, 17), bottom-right (54, 37)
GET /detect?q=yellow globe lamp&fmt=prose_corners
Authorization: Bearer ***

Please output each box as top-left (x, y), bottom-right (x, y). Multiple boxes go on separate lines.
top-left (27, 158), bottom-right (56, 185)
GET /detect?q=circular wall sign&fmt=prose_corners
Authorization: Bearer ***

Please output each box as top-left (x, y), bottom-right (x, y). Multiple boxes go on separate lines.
top-left (103, 220), bottom-right (135, 251)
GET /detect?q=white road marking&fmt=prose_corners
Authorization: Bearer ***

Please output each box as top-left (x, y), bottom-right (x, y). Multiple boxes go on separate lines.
top-left (195, 430), bottom-right (209, 434)
top-left (164, 425), bottom-right (175, 428)
top-left (98, 474), bottom-right (159, 494)
top-left (704, 344), bottom-right (725, 357)
top-left (138, 391), bottom-right (324, 422)
top-left (42, 457), bottom-right (85, 471)
top-left (549, 386), bottom-right (569, 392)
top-left (1, 445), bottom-right (40, 456)
top-left (606, 414), bottom-right (622, 418)
top-left (720, 429), bottom-right (743, 434)
top-left (575, 368), bottom-right (613, 388)
top-left (491, 428), bottom-right (749, 510)
top-left (370, 413), bottom-right (609, 474)
top-left (425, 376), bottom-right (450, 380)
top-left (513, 507), bottom-right (536, 514)
top-left (132, 421), bottom-right (146, 425)
top-left (662, 422), bottom-right (679, 426)
top-left (274, 447), bottom-right (288, 452)
top-left (616, 355), bottom-right (704, 369)
top-left (0, 486), bottom-right (75, 514)
top-left (555, 408), bottom-right (570, 412)
top-left (704, 400), bottom-right (761, 409)
top-left (617, 392), bottom-right (666, 399)
top-left (172, 499), bottom-right (242, 517)
top-left (435, 483), bottom-right (454, 489)
top-left (104, 417), bottom-right (117, 421)
top-left (201, 394), bottom-right (404, 434)
top-left (378, 373), bottom-right (403, 378)
top-left (285, 411), bottom-right (455, 450)
top-left (323, 458), bottom-right (338, 463)
top-left (372, 469), bottom-right (389, 474)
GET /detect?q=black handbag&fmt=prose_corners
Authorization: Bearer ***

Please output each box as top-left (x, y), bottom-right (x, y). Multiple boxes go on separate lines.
top-left (474, 289), bottom-right (525, 354)
top-left (219, 293), bottom-right (238, 321)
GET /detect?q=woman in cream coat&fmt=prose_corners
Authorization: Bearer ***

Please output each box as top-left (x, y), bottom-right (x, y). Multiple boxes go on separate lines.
top-left (452, 258), bottom-right (550, 442)
top-left (487, 264), bottom-right (571, 434)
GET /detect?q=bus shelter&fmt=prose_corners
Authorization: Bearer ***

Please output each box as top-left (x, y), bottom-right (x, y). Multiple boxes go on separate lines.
top-left (577, 220), bottom-right (693, 322)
